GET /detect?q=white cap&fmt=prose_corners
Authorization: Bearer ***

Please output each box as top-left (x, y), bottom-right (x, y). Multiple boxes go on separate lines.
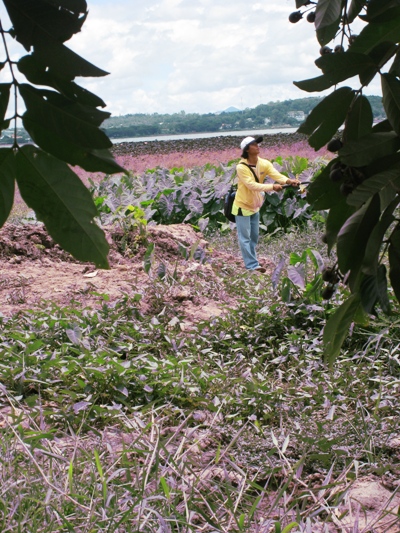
top-left (240, 135), bottom-right (263, 150)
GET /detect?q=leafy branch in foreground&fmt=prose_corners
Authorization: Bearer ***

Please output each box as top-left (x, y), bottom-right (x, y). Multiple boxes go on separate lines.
top-left (290, 0), bottom-right (400, 362)
top-left (0, 0), bottom-right (125, 267)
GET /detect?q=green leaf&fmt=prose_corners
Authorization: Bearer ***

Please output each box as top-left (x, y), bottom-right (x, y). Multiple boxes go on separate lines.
top-left (33, 39), bottom-right (108, 80)
top-left (372, 119), bottom-right (393, 133)
top-left (347, 0), bottom-right (367, 23)
top-left (324, 294), bottom-right (363, 366)
top-left (315, 0), bottom-right (342, 30)
top-left (294, 53), bottom-right (375, 92)
top-left (144, 243), bottom-right (155, 274)
top-left (18, 55), bottom-right (107, 107)
top-left (347, 163), bottom-right (400, 208)
top-left (0, 148), bottom-right (16, 227)
top-left (316, 19), bottom-right (341, 46)
top-left (344, 94), bottom-right (373, 142)
top-left (360, 42), bottom-right (397, 86)
top-left (325, 199), bottom-right (356, 254)
top-left (389, 49), bottom-right (400, 76)
top-left (0, 84), bottom-right (11, 127)
top-left (350, 7), bottom-right (400, 55)
top-left (296, 0), bottom-right (310, 7)
top-left (307, 159), bottom-right (343, 210)
top-left (20, 84), bottom-right (112, 151)
top-left (298, 87), bottom-right (355, 150)
top-left (339, 132), bottom-right (400, 166)
top-left (367, 0), bottom-right (400, 20)
top-left (360, 265), bottom-right (391, 314)
top-left (362, 197), bottom-right (399, 275)
top-left (337, 195), bottom-right (381, 285)
top-left (15, 145), bottom-right (109, 268)
top-left (388, 226), bottom-right (400, 300)
top-left (382, 73), bottom-right (400, 135)
top-left (4, 0), bottom-right (87, 50)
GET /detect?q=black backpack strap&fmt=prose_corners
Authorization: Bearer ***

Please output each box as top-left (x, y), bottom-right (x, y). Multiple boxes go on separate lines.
top-left (238, 162), bottom-right (259, 183)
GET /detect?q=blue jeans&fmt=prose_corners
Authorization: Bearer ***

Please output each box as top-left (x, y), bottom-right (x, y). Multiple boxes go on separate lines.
top-left (235, 212), bottom-right (260, 270)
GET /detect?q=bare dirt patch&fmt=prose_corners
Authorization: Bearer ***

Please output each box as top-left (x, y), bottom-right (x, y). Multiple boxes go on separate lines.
top-left (0, 222), bottom-right (269, 322)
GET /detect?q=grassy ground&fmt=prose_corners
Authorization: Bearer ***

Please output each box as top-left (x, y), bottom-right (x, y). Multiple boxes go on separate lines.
top-left (0, 222), bottom-right (399, 532)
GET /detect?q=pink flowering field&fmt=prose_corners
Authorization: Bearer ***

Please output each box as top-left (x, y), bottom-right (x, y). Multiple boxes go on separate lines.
top-left (74, 139), bottom-right (331, 186)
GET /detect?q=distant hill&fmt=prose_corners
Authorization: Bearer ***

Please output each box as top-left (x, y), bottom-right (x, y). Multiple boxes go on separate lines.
top-left (102, 96), bottom-right (385, 139)
top-left (222, 106), bottom-right (241, 113)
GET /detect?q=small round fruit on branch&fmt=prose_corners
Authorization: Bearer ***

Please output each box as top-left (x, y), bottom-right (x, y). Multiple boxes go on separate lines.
top-left (329, 168), bottom-right (344, 182)
top-left (334, 44), bottom-right (344, 53)
top-left (289, 11), bottom-right (303, 23)
top-left (320, 46), bottom-right (332, 55)
top-left (322, 267), bottom-right (340, 284)
top-left (348, 34), bottom-right (358, 46)
top-left (307, 11), bottom-right (316, 23)
top-left (340, 181), bottom-right (354, 196)
top-left (327, 138), bottom-right (343, 152)
top-left (322, 285), bottom-right (336, 300)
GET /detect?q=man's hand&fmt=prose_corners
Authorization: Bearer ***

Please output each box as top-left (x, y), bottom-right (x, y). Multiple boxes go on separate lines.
top-left (286, 178), bottom-right (301, 187)
top-left (273, 183), bottom-right (283, 192)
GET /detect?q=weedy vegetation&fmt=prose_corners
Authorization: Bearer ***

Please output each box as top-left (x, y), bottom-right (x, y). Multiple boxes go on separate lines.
top-left (1, 152), bottom-right (400, 530)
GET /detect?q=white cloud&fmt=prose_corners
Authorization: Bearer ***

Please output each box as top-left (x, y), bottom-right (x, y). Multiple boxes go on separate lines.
top-left (0, 0), bottom-right (383, 116)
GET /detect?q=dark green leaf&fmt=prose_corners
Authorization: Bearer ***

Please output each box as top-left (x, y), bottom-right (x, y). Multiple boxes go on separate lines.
top-left (367, 0), bottom-right (400, 20)
top-left (315, 0), bottom-right (342, 30)
top-left (44, 1), bottom-right (87, 11)
top-left (23, 113), bottom-right (123, 172)
top-left (360, 41), bottom-right (397, 85)
top-left (372, 119), bottom-right (393, 133)
top-left (0, 84), bottom-right (11, 130)
top-left (323, 294), bottom-right (362, 366)
top-left (18, 55), bottom-right (107, 107)
top-left (350, 7), bottom-right (400, 55)
top-left (317, 51), bottom-right (376, 82)
top-left (325, 199), bottom-right (356, 254)
top-left (307, 159), bottom-right (343, 210)
top-left (382, 73), bottom-right (400, 134)
top-left (294, 53), bottom-right (375, 92)
top-left (3, 0), bottom-right (87, 50)
top-left (20, 84), bottom-right (112, 150)
top-left (388, 226), bottom-right (400, 300)
top-left (298, 87), bottom-right (355, 149)
top-left (316, 19), bottom-right (341, 46)
top-left (344, 94), bottom-right (373, 142)
top-left (296, 0), bottom-right (310, 7)
top-left (389, 49), bottom-right (400, 76)
top-left (362, 197), bottom-right (399, 275)
top-left (339, 131), bottom-right (400, 166)
top-left (360, 265), bottom-right (390, 314)
top-left (347, 163), bottom-right (400, 209)
top-left (33, 39), bottom-right (108, 80)
top-left (347, 0), bottom-right (367, 23)
top-left (15, 145), bottom-right (109, 268)
top-left (0, 148), bottom-right (16, 227)
top-left (337, 194), bottom-right (381, 285)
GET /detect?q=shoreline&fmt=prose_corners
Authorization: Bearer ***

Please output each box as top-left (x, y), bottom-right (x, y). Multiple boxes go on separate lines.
top-left (111, 131), bottom-right (310, 157)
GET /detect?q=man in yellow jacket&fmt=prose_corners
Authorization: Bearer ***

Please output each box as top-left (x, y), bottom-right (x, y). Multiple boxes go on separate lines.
top-left (233, 136), bottom-right (300, 273)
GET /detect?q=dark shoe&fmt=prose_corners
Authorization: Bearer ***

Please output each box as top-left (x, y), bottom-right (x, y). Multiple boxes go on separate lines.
top-left (254, 266), bottom-right (266, 273)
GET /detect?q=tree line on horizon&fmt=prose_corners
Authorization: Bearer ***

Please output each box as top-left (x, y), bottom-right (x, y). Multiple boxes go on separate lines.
top-left (102, 95), bottom-right (385, 138)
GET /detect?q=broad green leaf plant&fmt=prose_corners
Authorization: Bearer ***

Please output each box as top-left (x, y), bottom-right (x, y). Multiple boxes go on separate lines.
top-left (290, 0), bottom-right (400, 362)
top-left (0, 0), bottom-right (124, 268)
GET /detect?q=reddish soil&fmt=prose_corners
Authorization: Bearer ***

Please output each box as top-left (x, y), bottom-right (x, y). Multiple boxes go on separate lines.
top-left (0, 223), bottom-right (273, 324)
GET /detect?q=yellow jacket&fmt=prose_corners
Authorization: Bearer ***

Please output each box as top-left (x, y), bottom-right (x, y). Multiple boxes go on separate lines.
top-left (234, 157), bottom-right (289, 213)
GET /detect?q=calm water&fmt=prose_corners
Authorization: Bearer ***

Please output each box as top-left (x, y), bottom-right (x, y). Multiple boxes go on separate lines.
top-left (111, 127), bottom-right (298, 144)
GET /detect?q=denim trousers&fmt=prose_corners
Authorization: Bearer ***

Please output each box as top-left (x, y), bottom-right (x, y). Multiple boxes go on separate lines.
top-left (235, 211), bottom-right (260, 270)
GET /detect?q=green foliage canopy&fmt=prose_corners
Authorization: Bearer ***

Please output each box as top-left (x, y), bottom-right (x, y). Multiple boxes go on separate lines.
top-left (0, 0), bottom-right (125, 267)
top-left (291, 0), bottom-right (400, 361)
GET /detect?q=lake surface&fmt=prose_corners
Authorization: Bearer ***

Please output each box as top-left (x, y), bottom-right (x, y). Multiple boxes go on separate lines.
top-left (111, 127), bottom-right (298, 144)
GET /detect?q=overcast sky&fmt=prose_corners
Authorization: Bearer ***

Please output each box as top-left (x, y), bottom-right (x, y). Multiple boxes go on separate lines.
top-left (1, 0), bottom-right (381, 117)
